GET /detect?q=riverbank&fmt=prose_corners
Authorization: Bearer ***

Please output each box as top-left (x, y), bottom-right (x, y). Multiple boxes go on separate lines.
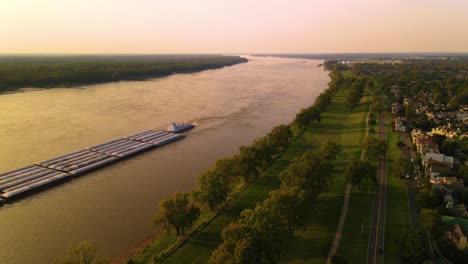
top-left (120, 73), bottom-right (360, 263)
top-left (0, 55), bottom-right (247, 93)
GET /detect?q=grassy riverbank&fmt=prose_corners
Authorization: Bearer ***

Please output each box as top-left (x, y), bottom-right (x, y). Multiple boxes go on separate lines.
top-left (147, 83), bottom-right (367, 264)
top-left (280, 89), bottom-right (369, 263)
top-left (0, 55), bottom-right (247, 92)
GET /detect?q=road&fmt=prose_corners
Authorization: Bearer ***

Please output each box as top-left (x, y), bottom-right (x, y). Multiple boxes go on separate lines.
top-left (366, 113), bottom-right (388, 264)
top-left (400, 134), bottom-right (419, 228)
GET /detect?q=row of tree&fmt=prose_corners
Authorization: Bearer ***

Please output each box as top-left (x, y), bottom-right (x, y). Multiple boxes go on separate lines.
top-left (209, 141), bottom-right (343, 263)
top-left (150, 66), bottom-right (346, 262)
top-left (154, 124), bottom-right (294, 236)
top-left (346, 77), bottom-right (368, 110)
top-left (153, 69), bottom-right (348, 236)
top-left (0, 55), bottom-right (248, 92)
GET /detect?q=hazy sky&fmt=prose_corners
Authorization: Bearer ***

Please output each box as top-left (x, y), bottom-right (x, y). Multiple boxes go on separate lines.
top-left (2, 0), bottom-right (468, 54)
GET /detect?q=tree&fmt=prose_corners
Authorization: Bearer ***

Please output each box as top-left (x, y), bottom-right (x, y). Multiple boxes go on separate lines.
top-left (347, 77), bottom-right (366, 110)
top-left (236, 145), bottom-right (261, 183)
top-left (416, 190), bottom-right (441, 208)
top-left (211, 201), bottom-right (289, 264)
top-left (362, 137), bottom-right (388, 161)
top-left (214, 157), bottom-right (240, 183)
top-left (435, 237), bottom-right (458, 260)
top-left (209, 223), bottom-right (257, 264)
top-left (456, 165), bottom-right (468, 186)
top-left (267, 125), bottom-right (292, 154)
top-left (419, 209), bottom-right (441, 234)
top-left (319, 141), bottom-right (343, 162)
top-left (238, 202), bottom-right (289, 263)
top-left (294, 106), bottom-right (322, 131)
top-left (345, 160), bottom-right (377, 189)
top-left (266, 187), bottom-right (306, 235)
top-left (330, 255), bottom-right (349, 264)
top-left (194, 170), bottom-right (231, 210)
top-left (154, 192), bottom-right (200, 235)
top-left (395, 156), bottom-right (413, 178)
top-left (396, 140), bottom-right (406, 148)
top-left (280, 150), bottom-right (334, 198)
top-left (251, 136), bottom-right (275, 169)
top-left (53, 241), bottom-right (109, 264)
top-left (400, 229), bottom-right (430, 264)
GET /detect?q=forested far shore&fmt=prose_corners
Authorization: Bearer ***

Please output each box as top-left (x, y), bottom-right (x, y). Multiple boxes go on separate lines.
top-left (0, 55), bottom-right (248, 92)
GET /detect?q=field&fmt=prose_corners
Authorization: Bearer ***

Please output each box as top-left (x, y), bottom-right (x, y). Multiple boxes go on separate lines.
top-left (383, 114), bottom-right (410, 263)
top-left (280, 86), bottom-right (369, 263)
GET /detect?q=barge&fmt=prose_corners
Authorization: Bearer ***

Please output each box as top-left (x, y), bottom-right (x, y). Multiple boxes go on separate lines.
top-left (0, 124), bottom-right (193, 205)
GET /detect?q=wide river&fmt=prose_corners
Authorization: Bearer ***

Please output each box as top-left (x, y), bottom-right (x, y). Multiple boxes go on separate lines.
top-left (0, 56), bottom-right (328, 263)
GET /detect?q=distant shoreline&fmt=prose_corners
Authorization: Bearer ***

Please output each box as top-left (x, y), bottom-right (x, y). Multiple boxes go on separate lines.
top-left (0, 55), bottom-right (248, 94)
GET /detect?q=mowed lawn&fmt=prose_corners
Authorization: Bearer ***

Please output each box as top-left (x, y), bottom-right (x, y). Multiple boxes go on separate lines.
top-left (383, 114), bottom-right (410, 264)
top-left (280, 89), bottom-right (368, 263)
top-left (164, 87), bottom-right (368, 264)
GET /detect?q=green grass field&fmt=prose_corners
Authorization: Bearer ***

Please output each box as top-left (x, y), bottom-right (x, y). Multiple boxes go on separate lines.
top-left (383, 114), bottom-right (410, 264)
top-left (280, 89), bottom-right (369, 264)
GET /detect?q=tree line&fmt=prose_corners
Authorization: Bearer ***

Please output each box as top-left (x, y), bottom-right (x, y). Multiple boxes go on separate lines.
top-left (209, 141), bottom-right (343, 263)
top-left (152, 68), bottom-right (346, 262)
top-left (0, 55), bottom-right (248, 92)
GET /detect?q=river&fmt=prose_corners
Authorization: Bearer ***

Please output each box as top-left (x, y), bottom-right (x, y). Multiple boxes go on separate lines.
top-left (0, 56), bottom-right (329, 263)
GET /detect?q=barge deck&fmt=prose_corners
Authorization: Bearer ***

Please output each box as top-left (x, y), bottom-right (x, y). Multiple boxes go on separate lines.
top-left (0, 128), bottom-right (190, 204)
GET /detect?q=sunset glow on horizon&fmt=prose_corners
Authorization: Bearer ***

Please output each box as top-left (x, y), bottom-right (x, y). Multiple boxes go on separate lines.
top-left (2, 0), bottom-right (468, 54)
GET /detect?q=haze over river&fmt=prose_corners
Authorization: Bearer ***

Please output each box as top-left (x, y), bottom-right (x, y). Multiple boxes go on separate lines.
top-left (0, 56), bottom-right (329, 263)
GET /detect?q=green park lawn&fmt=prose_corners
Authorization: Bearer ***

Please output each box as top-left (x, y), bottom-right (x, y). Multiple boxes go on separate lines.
top-left (280, 87), bottom-right (369, 263)
top-left (383, 114), bottom-right (410, 264)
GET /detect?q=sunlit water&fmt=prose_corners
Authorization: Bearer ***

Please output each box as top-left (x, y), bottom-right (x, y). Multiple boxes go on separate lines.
top-left (0, 56), bottom-right (328, 263)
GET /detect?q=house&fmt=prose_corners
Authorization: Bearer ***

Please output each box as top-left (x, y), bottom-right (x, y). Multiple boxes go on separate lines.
top-left (417, 138), bottom-right (439, 155)
top-left (426, 164), bottom-right (451, 178)
top-left (457, 113), bottom-right (468, 122)
top-left (431, 177), bottom-right (464, 203)
top-left (395, 117), bottom-right (410, 132)
top-left (426, 111), bottom-right (435, 119)
top-left (422, 152), bottom-right (454, 168)
top-left (445, 177), bottom-right (465, 193)
top-left (446, 203), bottom-right (468, 218)
top-left (442, 216), bottom-right (468, 250)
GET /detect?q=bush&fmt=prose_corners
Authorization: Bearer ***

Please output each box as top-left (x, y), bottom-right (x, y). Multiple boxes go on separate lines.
top-left (369, 112), bottom-right (375, 118)
top-left (397, 140), bottom-right (406, 148)
top-left (331, 255), bottom-right (349, 264)
top-left (369, 118), bottom-right (377, 125)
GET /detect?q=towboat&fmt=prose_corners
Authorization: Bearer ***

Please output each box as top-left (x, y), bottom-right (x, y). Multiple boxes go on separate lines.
top-left (167, 123), bottom-right (195, 133)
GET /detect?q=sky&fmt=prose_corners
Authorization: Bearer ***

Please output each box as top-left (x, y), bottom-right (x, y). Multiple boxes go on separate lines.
top-left (1, 0), bottom-right (468, 54)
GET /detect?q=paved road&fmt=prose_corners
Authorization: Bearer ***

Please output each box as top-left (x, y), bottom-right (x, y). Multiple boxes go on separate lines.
top-left (400, 134), bottom-right (419, 228)
top-left (366, 114), bottom-right (388, 264)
